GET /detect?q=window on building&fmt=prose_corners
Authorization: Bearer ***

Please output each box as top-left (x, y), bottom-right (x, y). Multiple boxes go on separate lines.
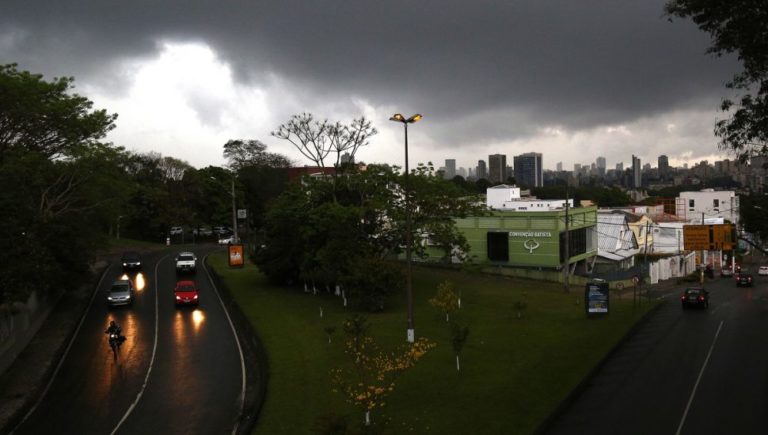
top-left (487, 232), bottom-right (509, 262)
top-left (689, 199), bottom-right (695, 208)
top-left (560, 227), bottom-right (588, 262)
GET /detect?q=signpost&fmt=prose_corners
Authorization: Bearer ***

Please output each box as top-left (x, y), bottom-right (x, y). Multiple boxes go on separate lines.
top-left (683, 224), bottom-right (735, 251)
top-left (585, 281), bottom-right (609, 316)
top-left (228, 244), bottom-right (244, 268)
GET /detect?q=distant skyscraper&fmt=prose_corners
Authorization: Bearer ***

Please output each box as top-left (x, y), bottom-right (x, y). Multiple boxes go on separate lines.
top-left (444, 159), bottom-right (456, 179)
top-left (513, 152), bottom-right (543, 188)
top-left (574, 163), bottom-right (582, 173)
top-left (477, 160), bottom-right (488, 179)
top-left (458, 167), bottom-right (467, 178)
top-left (616, 162), bottom-right (623, 172)
top-left (596, 156), bottom-right (606, 176)
top-left (658, 155), bottom-right (669, 180)
top-left (488, 154), bottom-right (507, 183)
top-left (643, 163), bottom-right (651, 172)
top-left (632, 155), bottom-right (642, 188)
top-left (556, 161), bottom-right (563, 172)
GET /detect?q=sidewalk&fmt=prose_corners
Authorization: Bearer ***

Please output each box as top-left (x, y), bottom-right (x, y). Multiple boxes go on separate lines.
top-left (0, 262), bottom-right (106, 433)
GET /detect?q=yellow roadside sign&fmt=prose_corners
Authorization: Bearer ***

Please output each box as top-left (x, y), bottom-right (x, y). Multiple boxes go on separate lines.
top-left (683, 224), bottom-right (735, 251)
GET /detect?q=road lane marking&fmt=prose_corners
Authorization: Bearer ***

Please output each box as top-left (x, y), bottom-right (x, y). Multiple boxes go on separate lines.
top-left (110, 254), bottom-right (166, 435)
top-left (11, 265), bottom-right (112, 434)
top-left (675, 320), bottom-right (724, 435)
top-left (203, 253), bottom-right (246, 435)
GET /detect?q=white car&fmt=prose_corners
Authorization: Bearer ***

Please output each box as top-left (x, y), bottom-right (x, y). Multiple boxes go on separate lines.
top-left (169, 226), bottom-right (183, 235)
top-left (218, 235), bottom-right (236, 245)
top-left (175, 251), bottom-right (197, 273)
top-left (759, 266), bottom-right (768, 276)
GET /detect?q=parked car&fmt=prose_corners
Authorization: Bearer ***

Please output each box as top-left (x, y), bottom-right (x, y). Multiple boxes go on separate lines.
top-left (107, 279), bottom-right (135, 307)
top-left (213, 226), bottom-right (231, 236)
top-left (192, 226), bottom-right (213, 236)
top-left (736, 272), bottom-right (754, 287)
top-left (169, 226), bottom-right (183, 236)
top-left (174, 280), bottom-right (199, 306)
top-left (175, 251), bottom-right (197, 274)
top-left (721, 268), bottom-right (734, 277)
top-left (759, 266), bottom-right (768, 276)
top-left (681, 287), bottom-right (709, 309)
top-left (121, 251), bottom-right (142, 272)
top-left (218, 235), bottom-right (236, 245)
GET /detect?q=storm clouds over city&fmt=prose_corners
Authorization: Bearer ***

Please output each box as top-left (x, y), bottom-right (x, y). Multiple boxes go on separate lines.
top-left (0, 0), bottom-right (740, 169)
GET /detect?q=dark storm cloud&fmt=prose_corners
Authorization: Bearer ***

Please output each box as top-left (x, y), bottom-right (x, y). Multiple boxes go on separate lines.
top-left (0, 0), bottom-right (738, 146)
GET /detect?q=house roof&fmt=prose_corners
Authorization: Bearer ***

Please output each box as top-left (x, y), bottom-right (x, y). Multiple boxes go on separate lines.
top-left (597, 212), bottom-right (639, 252)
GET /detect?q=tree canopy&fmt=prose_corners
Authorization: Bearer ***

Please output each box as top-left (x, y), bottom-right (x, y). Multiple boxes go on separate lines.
top-left (665, 1), bottom-right (768, 161)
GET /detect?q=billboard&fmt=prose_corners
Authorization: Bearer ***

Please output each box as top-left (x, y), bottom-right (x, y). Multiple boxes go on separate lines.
top-left (585, 281), bottom-right (609, 315)
top-left (228, 244), bottom-right (245, 267)
top-left (683, 224), bottom-right (735, 251)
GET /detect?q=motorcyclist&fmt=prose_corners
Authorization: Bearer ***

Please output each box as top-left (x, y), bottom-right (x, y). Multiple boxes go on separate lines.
top-left (105, 320), bottom-right (121, 336)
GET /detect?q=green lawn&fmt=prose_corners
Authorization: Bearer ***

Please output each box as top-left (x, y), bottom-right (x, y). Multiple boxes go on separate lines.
top-left (208, 253), bottom-right (657, 434)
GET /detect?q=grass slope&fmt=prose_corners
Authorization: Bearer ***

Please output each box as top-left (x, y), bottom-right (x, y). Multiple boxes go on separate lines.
top-left (208, 253), bottom-right (656, 434)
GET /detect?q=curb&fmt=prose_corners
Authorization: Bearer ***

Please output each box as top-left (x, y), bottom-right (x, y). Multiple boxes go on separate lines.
top-left (205, 257), bottom-right (269, 435)
top-left (533, 299), bottom-right (667, 435)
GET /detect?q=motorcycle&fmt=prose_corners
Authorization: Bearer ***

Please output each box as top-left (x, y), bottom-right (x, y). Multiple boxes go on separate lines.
top-left (108, 332), bottom-right (125, 358)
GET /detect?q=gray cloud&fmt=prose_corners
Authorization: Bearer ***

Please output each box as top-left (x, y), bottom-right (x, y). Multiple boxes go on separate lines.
top-left (0, 0), bottom-right (740, 166)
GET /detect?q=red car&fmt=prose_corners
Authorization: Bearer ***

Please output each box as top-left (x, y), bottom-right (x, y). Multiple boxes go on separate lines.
top-left (174, 280), bottom-right (199, 305)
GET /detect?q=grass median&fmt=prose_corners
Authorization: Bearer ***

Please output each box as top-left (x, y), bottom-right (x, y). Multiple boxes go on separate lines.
top-left (208, 252), bottom-right (658, 434)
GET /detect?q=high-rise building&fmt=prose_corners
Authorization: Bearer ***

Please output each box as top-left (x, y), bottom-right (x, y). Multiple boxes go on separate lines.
top-left (658, 155), bottom-right (669, 180)
top-left (643, 163), bottom-right (651, 172)
top-left (341, 152), bottom-right (354, 164)
top-left (574, 163), bottom-right (582, 173)
top-left (616, 162), bottom-right (623, 172)
top-left (596, 156), bottom-right (606, 176)
top-left (488, 154), bottom-right (507, 183)
top-left (556, 162), bottom-right (563, 172)
top-left (513, 152), bottom-right (543, 187)
top-left (444, 159), bottom-right (456, 179)
top-left (458, 167), bottom-right (467, 178)
top-left (632, 155), bottom-right (642, 188)
top-left (476, 160), bottom-right (488, 180)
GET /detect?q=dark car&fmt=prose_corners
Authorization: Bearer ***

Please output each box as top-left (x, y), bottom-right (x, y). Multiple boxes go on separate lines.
top-left (121, 251), bottom-right (142, 272)
top-left (736, 272), bottom-right (754, 287)
top-left (107, 279), bottom-right (135, 307)
top-left (681, 287), bottom-right (709, 309)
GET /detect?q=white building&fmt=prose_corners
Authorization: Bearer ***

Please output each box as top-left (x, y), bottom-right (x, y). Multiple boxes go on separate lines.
top-left (676, 189), bottom-right (739, 225)
top-left (486, 185), bottom-right (573, 211)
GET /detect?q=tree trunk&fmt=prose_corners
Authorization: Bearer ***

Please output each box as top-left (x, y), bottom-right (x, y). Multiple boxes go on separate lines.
top-left (456, 354), bottom-right (460, 372)
top-left (446, 313), bottom-right (449, 322)
top-left (365, 410), bottom-right (371, 426)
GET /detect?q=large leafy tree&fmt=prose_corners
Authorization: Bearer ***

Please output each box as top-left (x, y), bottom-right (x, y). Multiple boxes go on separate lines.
top-left (665, 1), bottom-right (768, 160)
top-left (0, 63), bottom-right (116, 161)
top-left (254, 163), bottom-right (485, 311)
top-left (0, 64), bottom-right (118, 302)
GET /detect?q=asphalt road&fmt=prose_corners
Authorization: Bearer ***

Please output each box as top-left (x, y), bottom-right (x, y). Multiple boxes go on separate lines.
top-left (12, 247), bottom-right (244, 435)
top-left (545, 273), bottom-right (768, 435)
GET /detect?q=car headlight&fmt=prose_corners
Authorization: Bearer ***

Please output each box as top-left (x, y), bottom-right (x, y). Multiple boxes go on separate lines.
top-left (108, 296), bottom-right (113, 301)
top-left (176, 295), bottom-right (181, 300)
top-left (136, 262), bottom-right (141, 266)
top-left (193, 294), bottom-right (198, 299)
top-left (122, 263), bottom-right (127, 266)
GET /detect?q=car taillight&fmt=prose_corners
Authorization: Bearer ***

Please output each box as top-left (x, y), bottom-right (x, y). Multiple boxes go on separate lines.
top-left (698, 296), bottom-right (704, 301)
top-left (749, 277), bottom-right (753, 281)
top-left (681, 295), bottom-right (686, 300)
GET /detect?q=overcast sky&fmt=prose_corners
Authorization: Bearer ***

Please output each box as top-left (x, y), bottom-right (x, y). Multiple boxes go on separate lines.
top-left (0, 0), bottom-right (741, 172)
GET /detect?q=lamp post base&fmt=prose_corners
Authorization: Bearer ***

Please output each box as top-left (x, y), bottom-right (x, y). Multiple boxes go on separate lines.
top-left (407, 328), bottom-right (415, 343)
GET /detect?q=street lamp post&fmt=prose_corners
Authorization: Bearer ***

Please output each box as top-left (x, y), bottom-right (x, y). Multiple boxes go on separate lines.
top-left (390, 113), bottom-right (422, 343)
top-left (231, 177), bottom-right (238, 244)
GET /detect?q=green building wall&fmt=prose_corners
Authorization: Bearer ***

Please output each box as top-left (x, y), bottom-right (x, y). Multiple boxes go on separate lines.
top-left (424, 206), bottom-right (597, 269)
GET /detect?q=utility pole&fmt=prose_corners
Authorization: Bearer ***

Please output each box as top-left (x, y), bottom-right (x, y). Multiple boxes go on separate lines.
top-left (231, 177), bottom-right (238, 243)
top-left (563, 181), bottom-right (570, 293)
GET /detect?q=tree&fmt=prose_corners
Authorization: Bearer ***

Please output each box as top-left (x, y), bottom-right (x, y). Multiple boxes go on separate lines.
top-left (0, 63), bottom-right (116, 162)
top-left (429, 280), bottom-right (460, 322)
top-left (665, 1), bottom-right (768, 161)
top-left (222, 139), bottom-right (291, 170)
top-left (450, 322), bottom-right (470, 372)
top-left (332, 316), bottom-right (435, 426)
